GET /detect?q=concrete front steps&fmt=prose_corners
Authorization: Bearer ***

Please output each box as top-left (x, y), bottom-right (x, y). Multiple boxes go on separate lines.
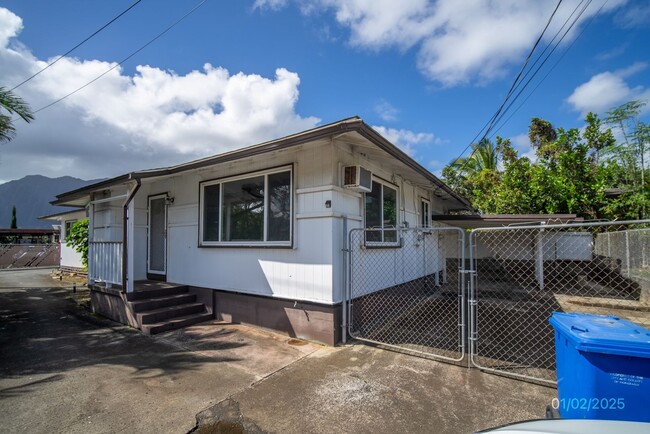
top-left (126, 283), bottom-right (212, 335)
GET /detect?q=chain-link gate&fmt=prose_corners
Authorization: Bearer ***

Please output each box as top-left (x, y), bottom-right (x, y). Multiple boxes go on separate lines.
top-left (468, 220), bottom-right (650, 385)
top-left (347, 226), bottom-right (466, 362)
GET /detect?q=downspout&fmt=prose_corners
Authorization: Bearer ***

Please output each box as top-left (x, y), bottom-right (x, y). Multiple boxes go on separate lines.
top-left (122, 178), bottom-right (141, 292)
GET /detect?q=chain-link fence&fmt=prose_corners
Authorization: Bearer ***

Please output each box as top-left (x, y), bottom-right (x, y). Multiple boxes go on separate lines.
top-left (347, 226), bottom-right (466, 362)
top-left (469, 220), bottom-right (650, 385)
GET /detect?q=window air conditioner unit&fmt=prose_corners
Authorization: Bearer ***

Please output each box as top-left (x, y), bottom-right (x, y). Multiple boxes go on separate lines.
top-left (343, 165), bottom-right (372, 192)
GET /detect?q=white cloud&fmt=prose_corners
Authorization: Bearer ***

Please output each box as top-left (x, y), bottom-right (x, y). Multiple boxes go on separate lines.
top-left (0, 7), bottom-right (319, 182)
top-left (374, 99), bottom-right (399, 122)
top-left (614, 3), bottom-right (650, 28)
top-left (511, 133), bottom-right (537, 162)
top-left (428, 159), bottom-right (444, 177)
top-left (372, 125), bottom-right (435, 157)
top-left (0, 7), bottom-right (21, 47)
top-left (566, 63), bottom-right (650, 116)
top-left (260, 0), bottom-right (626, 87)
top-left (253, 0), bottom-right (289, 10)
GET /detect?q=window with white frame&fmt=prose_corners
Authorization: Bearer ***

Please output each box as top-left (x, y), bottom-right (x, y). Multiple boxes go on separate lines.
top-left (200, 166), bottom-right (292, 246)
top-left (420, 198), bottom-right (431, 227)
top-left (64, 219), bottom-right (77, 241)
top-left (364, 179), bottom-right (398, 243)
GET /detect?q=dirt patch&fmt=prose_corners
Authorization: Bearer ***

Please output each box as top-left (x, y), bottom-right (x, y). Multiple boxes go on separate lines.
top-left (50, 270), bottom-right (91, 309)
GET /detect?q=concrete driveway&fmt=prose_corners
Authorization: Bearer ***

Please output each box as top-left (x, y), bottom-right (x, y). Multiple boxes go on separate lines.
top-left (0, 269), bottom-right (556, 433)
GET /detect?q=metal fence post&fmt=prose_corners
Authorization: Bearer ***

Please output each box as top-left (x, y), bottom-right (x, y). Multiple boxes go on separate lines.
top-left (626, 230), bottom-right (630, 277)
top-left (341, 216), bottom-right (348, 344)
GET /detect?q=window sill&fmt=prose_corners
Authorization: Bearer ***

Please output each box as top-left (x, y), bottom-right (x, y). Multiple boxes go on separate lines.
top-left (199, 242), bottom-right (293, 249)
top-left (362, 240), bottom-right (402, 249)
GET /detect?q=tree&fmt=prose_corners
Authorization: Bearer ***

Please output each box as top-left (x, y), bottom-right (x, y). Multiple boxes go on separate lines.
top-left (10, 205), bottom-right (17, 229)
top-left (443, 138), bottom-right (501, 212)
top-left (0, 87), bottom-right (34, 143)
top-left (443, 114), bottom-right (613, 218)
top-left (67, 219), bottom-right (89, 268)
top-left (603, 100), bottom-right (649, 218)
top-left (449, 137), bottom-right (500, 175)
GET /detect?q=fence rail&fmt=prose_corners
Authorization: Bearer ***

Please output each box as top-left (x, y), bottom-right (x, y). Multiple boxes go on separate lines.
top-left (346, 219), bottom-right (650, 386)
top-left (347, 227), bottom-right (466, 363)
top-left (469, 220), bottom-right (650, 385)
top-left (88, 241), bottom-right (122, 285)
top-left (0, 244), bottom-right (59, 269)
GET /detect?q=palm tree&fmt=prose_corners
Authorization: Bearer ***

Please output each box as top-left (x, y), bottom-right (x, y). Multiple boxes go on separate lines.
top-left (0, 87), bottom-right (34, 143)
top-left (449, 137), bottom-right (499, 176)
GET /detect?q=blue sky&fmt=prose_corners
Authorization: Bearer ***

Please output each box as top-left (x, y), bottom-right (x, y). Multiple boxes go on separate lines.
top-left (1, 0), bottom-right (649, 183)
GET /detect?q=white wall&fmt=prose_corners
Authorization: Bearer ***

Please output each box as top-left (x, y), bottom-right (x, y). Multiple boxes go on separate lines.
top-left (331, 142), bottom-right (450, 301)
top-left (58, 210), bottom-right (87, 269)
top-left (91, 188), bottom-right (126, 242)
top-left (132, 140), bottom-right (338, 304)
top-left (124, 138), bottom-right (452, 304)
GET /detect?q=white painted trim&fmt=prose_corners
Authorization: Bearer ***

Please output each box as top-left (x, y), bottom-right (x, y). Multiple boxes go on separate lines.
top-left (147, 194), bottom-right (167, 275)
top-left (168, 222), bottom-right (199, 228)
top-left (296, 185), bottom-right (362, 198)
top-left (199, 165), bottom-right (293, 246)
top-left (168, 203), bottom-right (198, 211)
top-left (296, 212), bottom-right (362, 221)
top-left (89, 194), bottom-right (129, 205)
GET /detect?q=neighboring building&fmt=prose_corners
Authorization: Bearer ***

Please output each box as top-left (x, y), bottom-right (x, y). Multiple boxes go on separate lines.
top-left (0, 228), bottom-right (59, 244)
top-left (40, 209), bottom-right (87, 273)
top-left (51, 117), bottom-right (470, 344)
top-left (0, 229), bottom-right (60, 269)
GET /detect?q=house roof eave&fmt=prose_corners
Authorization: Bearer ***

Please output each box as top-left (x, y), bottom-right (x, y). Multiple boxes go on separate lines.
top-left (52, 116), bottom-right (472, 211)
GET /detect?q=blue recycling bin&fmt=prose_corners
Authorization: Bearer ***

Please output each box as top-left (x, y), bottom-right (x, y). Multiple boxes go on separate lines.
top-left (549, 312), bottom-right (650, 422)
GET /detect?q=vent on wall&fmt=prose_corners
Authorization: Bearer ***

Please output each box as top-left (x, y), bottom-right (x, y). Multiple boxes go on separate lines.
top-left (343, 165), bottom-right (372, 192)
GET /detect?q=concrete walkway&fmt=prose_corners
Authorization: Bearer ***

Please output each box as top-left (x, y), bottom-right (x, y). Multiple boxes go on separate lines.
top-left (0, 269), bottom-right (556, 433)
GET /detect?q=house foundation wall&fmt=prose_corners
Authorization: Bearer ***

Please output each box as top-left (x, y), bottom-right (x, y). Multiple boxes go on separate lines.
top-left (89, 283), bottom-right (340, 346)
top-left (213, 290), bottom-right (341, 346)
top-left (89, 285), bottom-right (138, 328)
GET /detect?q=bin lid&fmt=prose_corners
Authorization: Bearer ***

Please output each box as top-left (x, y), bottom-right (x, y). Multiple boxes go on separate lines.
top-left (549, 312), bottom-right (650, 358)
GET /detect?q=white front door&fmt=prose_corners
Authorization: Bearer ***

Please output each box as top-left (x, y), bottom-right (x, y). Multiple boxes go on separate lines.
top-left (147, 194), bottom-right (167, 276)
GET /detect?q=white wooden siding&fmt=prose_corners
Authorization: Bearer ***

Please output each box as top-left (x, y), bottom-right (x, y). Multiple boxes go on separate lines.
top-left (104, 138), bottom-right (453, 304)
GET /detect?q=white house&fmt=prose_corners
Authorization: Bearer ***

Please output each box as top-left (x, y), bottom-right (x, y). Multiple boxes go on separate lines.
top-left (52, 117), bottom-right (470, 344)
top-left (40, 209), bottom-right (87, 273)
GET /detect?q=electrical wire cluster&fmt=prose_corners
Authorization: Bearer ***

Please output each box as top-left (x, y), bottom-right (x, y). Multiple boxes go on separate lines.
top-left (452, 0), bottom-right (609, 175)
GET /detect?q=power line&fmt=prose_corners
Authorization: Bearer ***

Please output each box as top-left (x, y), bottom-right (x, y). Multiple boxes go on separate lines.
top-left (487, 0), bottom-right (595, 137)
top-left (33, 0), bottom-right (209, 115)
top-left (10, 0), bottom-right (144, 92)
top-left (490, 0), bottom-right (609, 138)
top-left (454, 0), bottom-right (602, 174)
top-left (450, 0), bottom-right (564, 167)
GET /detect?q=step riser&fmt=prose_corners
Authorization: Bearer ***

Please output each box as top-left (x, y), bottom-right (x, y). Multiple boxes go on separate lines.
top-left (126, 286), bottom-right (188, 301)
top-left (138, 304), bottom-right (205, 324)
top-left (130, 294), bottom-right (196, 312)
top-left (142, 313), bottom-right (213, 335)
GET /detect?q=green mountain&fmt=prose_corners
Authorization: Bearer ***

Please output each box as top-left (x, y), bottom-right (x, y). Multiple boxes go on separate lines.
top-left (0, 175), bottom-right (100, 228)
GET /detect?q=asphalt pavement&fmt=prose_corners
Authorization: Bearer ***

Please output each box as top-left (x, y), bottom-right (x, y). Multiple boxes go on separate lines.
top-left (0, 269), bottom-right (556, 433)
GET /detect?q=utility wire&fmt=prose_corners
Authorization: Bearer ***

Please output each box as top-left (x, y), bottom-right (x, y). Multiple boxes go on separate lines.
top-left (33, 0), bottom-right (208, 115)
top-left (450, 0), bottom-right (564, 167)
top-left (480, 0), bottom-right (566, 140)
top-left (492, 0), bottom-right (586, 118)
top-left (488, 0), bottom-right (595, 136)
top-left (490, 0), bottom-right (609, 138)
top-left (454, 0), bottom-right (604, 174)
top-left (10, 0), bottom-right (143, 92)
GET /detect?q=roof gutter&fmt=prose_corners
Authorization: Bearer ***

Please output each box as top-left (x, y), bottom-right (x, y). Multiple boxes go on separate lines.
top-left (122, 178), bottom-right (141, 293)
